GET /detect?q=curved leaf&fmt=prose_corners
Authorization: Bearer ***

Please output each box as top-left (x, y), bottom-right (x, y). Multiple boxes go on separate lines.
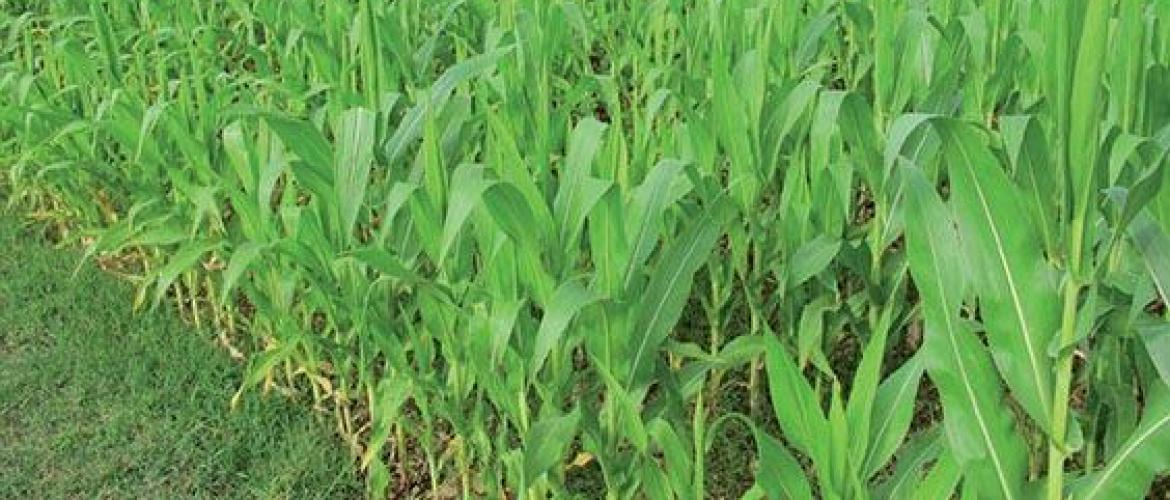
top-left (335, 107), bottom-right (377, 240)
top-left (939, 121), bottom-right (1060, 430)
top-left (523, 408), bottom-right (582, 483)
top-left (530, 279), bottom-right (601, 374)
top-left (1075, 382), bottom-right (1170, 499)
top-left (626, 195), bottom-right (737, 388)
top-left (863, 357), bottom-right (924, 478)
top-left (902, 167), bottom-right (1028, 499)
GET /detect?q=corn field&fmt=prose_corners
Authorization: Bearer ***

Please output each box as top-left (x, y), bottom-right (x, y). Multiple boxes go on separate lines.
top-left (3, 0), bottom-right (1170, 498)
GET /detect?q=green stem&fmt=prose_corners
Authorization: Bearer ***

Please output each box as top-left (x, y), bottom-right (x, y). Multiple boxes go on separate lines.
top-left (1046, 265), bottom-right (1082, 499)
top-left (692, 391), bottom-right (706, 496)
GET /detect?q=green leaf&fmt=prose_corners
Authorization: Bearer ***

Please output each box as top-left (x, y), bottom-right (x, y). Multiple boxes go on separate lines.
top-left (1074, 382), bottom-right (1170, 499)
top-left (1066, 0), bottom-right (1112, 274)
top-left (439, 164), bottom-right (494, 266)
top-left (1129, 211), bottom-right (1170, 305)
top-left (384, 46), bottom-right (513, 164)
top-left (553, 118), bottom-right (611, 251)
top-left (530, 279), bottom-right (601, 375)
top-left (648, 418), bottom-right (693, 496)
top-left (490, 299), bottom-right (524, 365)
top-left (754, 430), bottom-right (813, 500)
top-left (375, 182), bottom-right (420, 242)
top-left (939, 121), bottom-right (1060, 430)
top-left (910, 446), bottom-right (962, 500)
top-left (999, 114), bottom-right (1058, 256)
top-left (873, 430), bottom-right (944, 499)
top-left (523, 408), bottom-right (582, 482)
top-left (883, 113), bottom-right (938, 175)
top-left (845, 319), bottom-right (888, 465)
top-left (588, 187), bottom-right (630, 297)
top-left (151, 239), bottom-right (222, 308)
top-left (624, 159), bottom-right (690, 289)
top-left (764, 333), bottom-right (827, 462)
top-left (361, 372), bottom-right (413, 469)
top-left (786, 235), bottom-right (841, 290)
top-left (220, 241), bottom-right (269, 303)
top-left (349, 247), bottom-right (421, 284)
top-left (627, 195), bottom-right (737, 388)
top-left (1119, 159), bottom-right (1166, 230)
top-left (795, 296), bottom-right (832, 369)
top-left (335, 107), bottom-right (377, 240)
top-left (483, 182), bottom-right (551, 251)
top-left (902, 167), bottom-right (1028, 499)
top-left (1138, 323), bottom-right (1170, 389)
top-left (262, 113), bottom-right (334, 175)
top-left (863, 357), bottom-right (924, 479)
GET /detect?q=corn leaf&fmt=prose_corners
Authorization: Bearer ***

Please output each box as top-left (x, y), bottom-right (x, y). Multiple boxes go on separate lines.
top-left (903, 167), bottom-right (1028, 499)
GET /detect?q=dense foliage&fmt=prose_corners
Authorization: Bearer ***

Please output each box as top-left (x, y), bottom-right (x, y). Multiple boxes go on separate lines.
top-left (2, 1), bottom-right (1170, 498)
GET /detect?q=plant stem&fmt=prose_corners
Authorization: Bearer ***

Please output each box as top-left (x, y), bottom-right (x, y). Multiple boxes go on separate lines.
top-left (1047, 213), bottom-right (1086, 499)
top-left (1046, 278), bottom-right (1080, 499)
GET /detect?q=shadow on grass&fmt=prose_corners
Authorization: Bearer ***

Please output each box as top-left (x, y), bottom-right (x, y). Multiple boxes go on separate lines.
top-left (0, 215), bottom-right (361, 499)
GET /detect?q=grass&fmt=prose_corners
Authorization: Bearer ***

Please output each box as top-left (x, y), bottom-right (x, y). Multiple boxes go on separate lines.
top-left (0, 213), bottom-right (361, 499)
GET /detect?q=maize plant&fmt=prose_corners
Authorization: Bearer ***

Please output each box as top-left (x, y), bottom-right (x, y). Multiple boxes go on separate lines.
top-left (2, 0), bottom-right (1170, 498)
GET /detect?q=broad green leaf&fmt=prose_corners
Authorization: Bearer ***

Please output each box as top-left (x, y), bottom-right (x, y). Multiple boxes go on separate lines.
top-left (910, 447), bottom-right (962, 500)
top-left (627, 195), bottom-right (737, 388)
top-left (557, 176), bottom-right (610, 256)
top-left (763, 333), bottom-right (827, 462)
top-left (939, 121), bottom-right (1059, 430)
top-left (595, 362), bottom-right (648, 452)
top-left (262, 113), bottom-right (333, 174)
top-left (847, 309), bottom-right (894, 469)
top-left (222, 121), bottom-right (255, 191)
top-left (349, 247), bottom-right (421, 284)
top-left (999, 115), bottom-right (1058, 255)
top-left (439, 164), bottom-right (494, 266)
top-left (523, 408), bottom-right (582, 482)
top-left (1119, 160), bottom-right (1166, 230)
top-left (151, 239), bottom-right (222, 308)
top-left (795, 296), bottom-right (832, 369)
top-left (902, 167), bottom-right (1028, 499)
top-left (712, 64), bottom-right (759, 209)
top-left (220, 241), bottom-right (268, 303)
top-left (862, 357), bottom-right (923, 479)
top-left (384, 46), bottom-right (513, 163)
top-left (1130, 211), bottom-right (1170, 304)
top-left (873, 430), bottom-right (943, 499)
top-left (335, 107), bottom-right (377, 240)
top-left (589, 187), bottom-right (630, 297)
top-left (375, 182), bottom-right (420, 245)
top-left (884, 113), bottom-right (938, 175)
top-left (88, 3), bottom-right (121, 81)
top-left (787, 235), bottom-right (841, 290)
top-left (648, 418), bottom-right (693, 497)
top-left (624, 159), bottom-right (689, 288)
top-left (530, 279), bottom-right (600, 375)
top-left (754, 429), bottom-right (813, 500)
top-left (1138, 323), bottom-right (1170, 389)
top-left (1066, 0), bottom-right (1112, 274)
top-left (361, 372), bottom-right (413, 468)
top-left (483, 182), bottom-right (552, 251)
top-left (553, 118), bottom-right (610, 251)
